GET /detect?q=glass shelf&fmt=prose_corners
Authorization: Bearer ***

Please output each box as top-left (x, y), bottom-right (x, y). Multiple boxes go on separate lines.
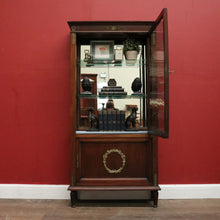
top-left (76, 131), bottom-right (148, 134)
top-left (78, 59), bottom-right (147, 68)
top-left (79, 94), bottom-right (146, 99)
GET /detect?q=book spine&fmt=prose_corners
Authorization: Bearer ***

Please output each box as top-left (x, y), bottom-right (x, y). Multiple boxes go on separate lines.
top-left (107, 110), bottom-right (113, 131)
top-left (112, 110), bottom-right (116, 131)
top-left (103, 110), bottom-right (108, 131)
top-left (116, 110), bottom-right (121, 131)
top-left (120, 110), bottom-right (125, 131)
top-left (98, 110), bottom-right (103, 131)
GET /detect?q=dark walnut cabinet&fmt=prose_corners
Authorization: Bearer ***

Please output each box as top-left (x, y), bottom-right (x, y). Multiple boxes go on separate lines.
top-left (67, 8), bottom-right (169, 207)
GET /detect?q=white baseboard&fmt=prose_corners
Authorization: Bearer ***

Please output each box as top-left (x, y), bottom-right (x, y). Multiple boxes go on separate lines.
top-left (0, 184), bottom-right (219, 200)
top-left (159, 184), bottom-right (220, 199)
top-left (0, 184), bottom-right (69, 200)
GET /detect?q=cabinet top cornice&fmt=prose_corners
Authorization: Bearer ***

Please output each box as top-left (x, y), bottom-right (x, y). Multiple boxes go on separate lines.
top-left (67, 21), bottom-right (154, 33)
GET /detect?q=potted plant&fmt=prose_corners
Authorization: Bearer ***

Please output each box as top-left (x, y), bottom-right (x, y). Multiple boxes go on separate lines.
top-left (123, 38), bottom-right (140, 64)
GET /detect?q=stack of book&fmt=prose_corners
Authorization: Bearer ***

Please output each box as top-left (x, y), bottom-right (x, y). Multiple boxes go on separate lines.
top-left (99, 86), bottom-right (127, 95)
top-left (98, 110), bottom-right (125, 131)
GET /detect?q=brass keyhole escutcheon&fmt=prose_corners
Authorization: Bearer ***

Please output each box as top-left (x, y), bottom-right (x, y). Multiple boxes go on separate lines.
top-left (103, 149), bottom-right (126, 174)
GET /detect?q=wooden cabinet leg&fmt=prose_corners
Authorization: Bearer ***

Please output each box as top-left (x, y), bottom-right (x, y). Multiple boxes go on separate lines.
top-left (70, 191), bottom-right (77, 207)
top-left (151, 191), bottom-right (158, 208)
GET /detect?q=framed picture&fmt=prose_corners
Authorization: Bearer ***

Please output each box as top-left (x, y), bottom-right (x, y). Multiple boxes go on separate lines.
top-left (90, 41), bottom-right (114, 63)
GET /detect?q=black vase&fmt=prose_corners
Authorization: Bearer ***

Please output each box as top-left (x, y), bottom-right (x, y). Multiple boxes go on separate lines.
top-left (131, 77), bottom-right (142, 94)
top-left (81, 77), bottom-right (92, 94)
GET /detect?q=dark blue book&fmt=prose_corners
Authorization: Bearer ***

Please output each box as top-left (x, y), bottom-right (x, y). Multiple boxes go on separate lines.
top-left (98, 110), bottom-right (103, 131)
top-left (116, 110), bottom-right (121, 131)
top-left (112, 110), bottom-right (117, 131)
top-left (120, 110), bottom-right (125, 131)
top-left (103, 110), bottom-right (108, 131)
top-left (107, 110), bottom-right (113, 131)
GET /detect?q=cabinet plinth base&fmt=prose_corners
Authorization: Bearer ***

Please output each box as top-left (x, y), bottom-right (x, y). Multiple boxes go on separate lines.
top-left (68, 186), bottom-right (160, 208)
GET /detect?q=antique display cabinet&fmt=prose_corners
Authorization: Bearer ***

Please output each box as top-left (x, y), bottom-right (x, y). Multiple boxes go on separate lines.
top-left (67, 8), bottom-right (169, 207)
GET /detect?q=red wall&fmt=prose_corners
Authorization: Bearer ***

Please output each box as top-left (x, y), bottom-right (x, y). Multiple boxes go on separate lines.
top-left (0, 0), bottom-right (219, 184)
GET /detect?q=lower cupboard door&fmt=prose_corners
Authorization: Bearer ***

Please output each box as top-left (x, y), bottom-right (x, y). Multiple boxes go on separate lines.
top-left (77, 141), bottom-right (152, 186)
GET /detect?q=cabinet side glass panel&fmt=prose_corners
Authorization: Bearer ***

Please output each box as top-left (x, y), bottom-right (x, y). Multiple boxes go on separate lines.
top-left (78, 44), bottom-right (147, 132)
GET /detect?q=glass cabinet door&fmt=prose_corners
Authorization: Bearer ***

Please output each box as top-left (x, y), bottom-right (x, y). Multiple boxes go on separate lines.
top-left (68, 16), bottom-right (169, 137)
top-left (147, 8), bottom-right (169, 138)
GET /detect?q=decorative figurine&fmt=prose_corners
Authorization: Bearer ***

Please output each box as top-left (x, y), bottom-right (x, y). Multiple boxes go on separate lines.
top-left (108, 78), bottom-right (117, 87)
top-left (106, 99), bottom-right (115, 110)
top-left (84, 49), bottom-right (90, 61)
top-left (131, 77), bottom-right (143, 95)
top-left (86, 53), bottom-right (94, 67)
top-left (81, 77), bottom-right (92, 94)
top-left (125, 107), bottom-right (138, 129)
top-left (87, 107), bottom-right (98, 130)
top-left (84, 49), bottom-right (94, 67)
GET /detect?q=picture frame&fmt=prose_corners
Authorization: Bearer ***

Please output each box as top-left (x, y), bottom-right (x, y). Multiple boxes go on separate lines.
top-left (114, 46), bottom-right (123, 62)
top-left (90, 41), bottom-right (114, 63)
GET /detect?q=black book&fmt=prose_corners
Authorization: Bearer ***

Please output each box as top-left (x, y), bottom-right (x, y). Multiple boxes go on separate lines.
top-left (101, 87), bottom-right (124, 92)
top-left (112, 110), bottom-right (117, 131)
top-left (107, 110), bottom-right (113, 131)
top-left (102, 86), bottom-right (122, 89)
top-left (120, 110), bottom-right (125, 131)
top-left (99, 91), bottom-right (127, 95)
top-left (98, 110), bottom-right (103, 131)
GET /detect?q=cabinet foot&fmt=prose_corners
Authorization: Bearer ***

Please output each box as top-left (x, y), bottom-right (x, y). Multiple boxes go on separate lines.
top-left (70, 191), bottom-right (77, 207)
top-left (151, 191), bottom-right (158, 208)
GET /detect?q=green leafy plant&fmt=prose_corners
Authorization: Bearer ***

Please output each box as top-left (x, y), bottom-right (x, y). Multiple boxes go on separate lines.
top-left (123, 38), bottom-right (140, 54)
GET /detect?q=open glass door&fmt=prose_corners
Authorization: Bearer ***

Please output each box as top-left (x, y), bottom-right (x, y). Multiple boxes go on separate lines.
top-left (147, 8), bottom-right (169, 138)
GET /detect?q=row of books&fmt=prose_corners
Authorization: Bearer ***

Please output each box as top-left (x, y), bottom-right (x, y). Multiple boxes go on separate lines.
top-left (98, 110), bottom-right (125, 131)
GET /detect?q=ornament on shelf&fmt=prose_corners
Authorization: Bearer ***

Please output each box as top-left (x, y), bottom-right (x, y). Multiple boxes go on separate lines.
top-left (106, 99), bottom-right (115, 110)
top-left (125, 107), bottom-right (138, 130)
top-left (84, 49), bottom-right (94, 67)
top-left (131, 77), bottom-right (143, 95)
top-left (81, 77), bottom-right (92, 94)
top-left (87, 107), bottom-right (98, 131)
top-left (108, 78), bottom-right (117, 87)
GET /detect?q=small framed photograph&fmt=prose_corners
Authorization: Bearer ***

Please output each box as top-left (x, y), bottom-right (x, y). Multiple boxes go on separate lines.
top-left (114, 46), bottom-right (123, 62)
top-left (90, 41), bottom-right (114, 63)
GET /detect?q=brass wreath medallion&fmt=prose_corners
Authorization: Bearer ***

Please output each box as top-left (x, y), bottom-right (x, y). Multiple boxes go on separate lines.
top-left (103, 149), bottom-right (126, 174)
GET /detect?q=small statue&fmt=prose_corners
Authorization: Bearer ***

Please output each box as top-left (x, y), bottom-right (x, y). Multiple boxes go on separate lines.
top-left (84, 49), bottom-right (90, 62)
top-left (125, 107), bottom-right (138, 129)
top-left (108, 78), bottom-right (117, 87)
top-left (84, 49), bottom-right (94, 67)
top-left (106, 99), bottom-right (114, 110)
top-left (87, 107), bottom-right (98, 130)
top-left (81, 77), bottom-right (92, 94)
top-left (86, 53), bottom-right (94, 67)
